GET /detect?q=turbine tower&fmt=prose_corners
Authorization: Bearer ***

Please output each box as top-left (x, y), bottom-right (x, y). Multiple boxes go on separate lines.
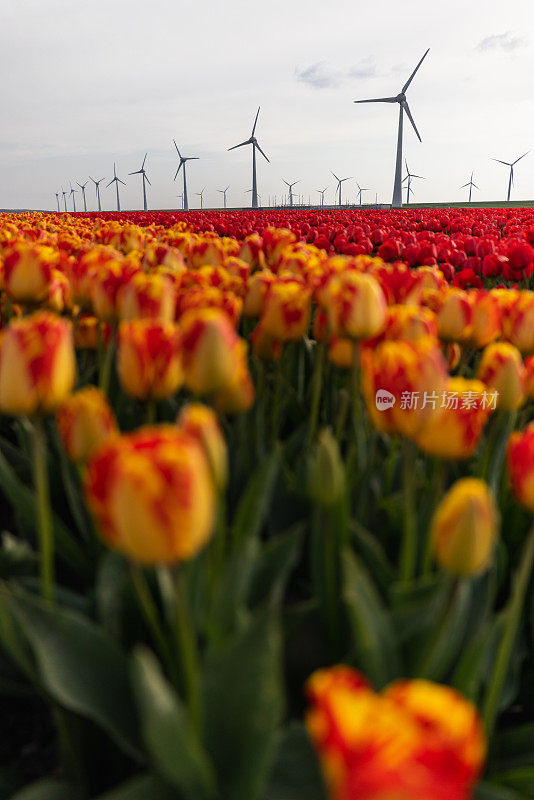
top-left (354, 48), bottom-right (429, 208)
top-left (283, 179), bottom-right (300, 207)
top-left (316, 187), bottom-right (328, 206)
top-left (69, 182), bottom-right (77, 212)
top-left (492, 152), bottom-right (529, 202)
top-left (356, 182), bottom-right (369, 205)
top-left (402, 160), bottom-right (425, 204)
top-left (228, 107), bottom-right (269, 209)
top-left (61, 187), bottom-right (67, 212)
top-left (460, 172), bottom-right (479, 203)
top-left (218, 186), bottom-right (230, 209)
top-left (173, 141), bottom-right (198, 212)
top-left (331, 172), bottom-right (352, 206)
top-left (55, 192), bottom-right (60, 212)
top-left (77, 180), bottom-right (89, 212)
top-left (107, 163), bottom-right (126, 212)
top-left (196, 188), bottom-right (205, 209)
top-left (129, 153), bottom-right (151, 211)
top-left (90, 176), bottom-right (106, 212)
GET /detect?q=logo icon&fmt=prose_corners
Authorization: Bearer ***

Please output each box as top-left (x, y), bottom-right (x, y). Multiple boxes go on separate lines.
top-left (375, 389), bottom-right (396, 411)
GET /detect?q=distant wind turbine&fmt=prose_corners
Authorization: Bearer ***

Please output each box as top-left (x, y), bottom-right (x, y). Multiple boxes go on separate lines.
top-left (460, 172), bottom-right (479, 203)
top-left (492, 152), bottom-right (529, 202)
top-left (61, 187), bottom-right (67, 212)
top-left (173, 141), bottom-right (198, 212)
top-left (195, 187), bottom-right (205, 209)
top-left (129, 153), bottom-right (151, 211)
top-left (55, 192), bottom-right (60, 212)
top-left (77, 180), bottom-right (89, 212)
top-left (218, 186), bottom-right (230, 209)
top-left (355, 182), bottom-right (369, 205)
top-left (331, 172), bottom-right (352, 206)
top-left (228, 107), bottom-right (269, 209)
top-left (283, 179), bottom-right (300, 207)
top-left (316, 187), bottom-right (328, 206)
top-left (354, 48), bottom-right (429, 207)
top-left (69, 182), bottom-right (77, 212)
top-left (402, 160), bottom-right (425, 204)
top-left (107, 163), bottom-right (126, 212)
top-left (177, 193), bottom-right (184, 209)
top-left (90, 176), bottom-right (105, 212)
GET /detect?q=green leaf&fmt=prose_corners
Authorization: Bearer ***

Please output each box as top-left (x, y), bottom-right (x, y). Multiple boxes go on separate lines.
top-left (96, 552), bottom-right (136, 644)
top-left (0, 587), bottom-right (142, 762)
top-left (248, 525), bottom-right (303, 608)
top-left (475, 781), bottom-right (527, 800)
top-left (131, 647), bottom-right (216, 798)
top-left (8, 780), bottom-right (81, 800)
top-left (491, 769), bottom-right (534, 796)
top-left (231, 445), bottom-right (281, 547)
top-left (350, 521), bottom-right (395, 593)
top-left (0, 448), bottom-right (89, 577)
top-left (203, 608), bottom-right (284, 800)
top-left (452, 618), bottom-right (502, 702)
top-left (93, 774), bottom-right (176, 800)
top-left (342, 547), bottom-right (401, 688)
top-left (496, 724), bottom-right (534, 769)
top-left (265, 722), bottom-right (326, 800)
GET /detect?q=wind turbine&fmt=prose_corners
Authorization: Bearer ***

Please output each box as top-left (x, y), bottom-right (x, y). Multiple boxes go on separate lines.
top-left (460, 172), bottom-right (479, 203)
top-left (283, 179), bottom-right (300, 207)
top-left (355, 182), bottom-right (369, 205)
top-left (69, 182), bottom-right (77, 212)
top-left (228, 107), bottom-right (269, 209)
top-left (61, 187), bottom-right (67, 212)
top-left (90, 176), bottom-right (106, 212)
top-left (55, 192), bottom-right (60, 212)
top-left (218, 186), bottom-right (230, 209)
top-left (492, 152), bottom-right (529, 202)
top-left (354, 48), bottom-right (429, 207)
top-left (173, 141), bottom-right (198, 212)
top-left (195, 188), bottom-right (205, 209)
top-left (402, 160), bottom-right (425, 204)
top-left (129, 153), bottom-right (151, 211)
top-left (76, 180), bottom-right (89, 212)
top-left (316, 187), bottom-right (328, 206)
top-left (331, 172), bottom-right (352, 206)
top-left (107, 163), bottom-right (126, 212)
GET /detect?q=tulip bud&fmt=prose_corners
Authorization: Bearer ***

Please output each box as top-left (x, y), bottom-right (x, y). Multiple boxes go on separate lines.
top-left (477, 342), bottom-right (525, 411)
top-left (506, 291), bottom-right (534, 354)
top-left (323, 270), bottom-right (387, 340)
top-left (3, 243), bottom-right (56, 304)
top-left (177, 403), bottom-right (228, 490)
top-left (431, 288), bottom-right (474, 343)
top-left (117, 272), bottom-right (176, 322)
top-left (117, 319), bottom-right (183, 401)
top-left (56, 387), bottom-right (117, 462)
top-left (0, 311), bottom-right (76, 416)
top-left (466, 290), bottom-right (501, 348)
top-left (211, 341), bottom-right (255, 414)
top-left (180, 308), bottom-right (243, 395)
top-left (307, 429), bottom-right (345, 506)
top-left (507, 424), bottom-right (534, 512)
top-left (242, 270), bottom-right (276, 318)
top-left (260, 278), bottom-right (311, 341)
top-left (84, 426), bottom-right (215, 564)
top-left (74, 314), bottom-right (112, 350)
top-left (430, 478), bottom-right (498, 575)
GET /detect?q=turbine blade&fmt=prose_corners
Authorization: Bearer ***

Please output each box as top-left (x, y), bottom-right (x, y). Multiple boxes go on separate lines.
top-left (174, 162), bottom-right (183, 180)
top-left (228, 140), bottom-right (251, 151)
top-left (513, 150), bottom-right (530, 164)
top-left (173, 140), bottom-right (181, 158)
top-left (118, 178), bottom-right (126, 186)
top-left (283, 180), bottom-right (290, 187)
top-left (353, 96), bottom-right (398, 104)
top-left (255, 142), bottom-right (270, 162)
top-left (89, 176), bottom-right (96, 184)
top-left (129, 170), bottom-right (142, 175)
top-left (492, 159), bottom-right (510, 166)
top-left (460, 182), bottom-right (470, 188)
top-left (473, 183), bottom-right (479, 189)
top-left (145, 176), bottom-right (151, 186)
top-left (251, 106), bottom-right (260, 136)
top-left (106, 179), bottom-right (114, 188)
top-left (142, 152), bottom-right (147, 168)
top-left (402, 101), bottom-right (422, 142)
top-left (401, 48), bottom-right (430, 93)
top-left (331, 172), bottom-right (340, 181)
top-left (225, 185), bottom-right (229, 191)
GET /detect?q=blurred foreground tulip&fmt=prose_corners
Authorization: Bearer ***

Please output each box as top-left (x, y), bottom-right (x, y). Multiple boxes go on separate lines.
top-left (3, 243), bottom-right (56, 304)
top-left (477, 342), bottom-right (525, 411)
top-left (117, 319), bottom-right (183, 401)
top-left (323, 270), bottom-right (387, 340)
top-left (177, 402), bottom-right (228, 490)
top-left (180, 307), bottom-right (243, 395)
top-left (56, 386), bottom-right (117, 463)
top-left (507, 424), bottom-right (534, 512)
top-left (85, 426), bottom-right (215, 564)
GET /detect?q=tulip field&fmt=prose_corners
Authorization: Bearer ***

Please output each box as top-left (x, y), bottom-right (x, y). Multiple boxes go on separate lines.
top-left (1, 206), bottom-right (534, 800)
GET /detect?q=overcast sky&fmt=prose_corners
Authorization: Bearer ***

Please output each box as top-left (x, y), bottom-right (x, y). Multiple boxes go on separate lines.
top-left (1, 0), bottom-right (534, 211)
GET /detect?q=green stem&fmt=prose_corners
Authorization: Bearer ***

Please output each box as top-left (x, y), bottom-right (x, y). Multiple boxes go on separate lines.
top-left (130, 565), bottom-right (179, 687)
top-left (98, 325), bottom-right (116, 395)
top-left (146, 400), bottom-right (157, 425)
top-left (334, 389), bottom-right (350, 442)
top-left (400, 438), bottom-right (418, 583)
top-left (483, 522), bottom-right (534, 738)
top-left (270, 360), bottom-right (283, 445)
top-left (311, 506), bottom-right (340, 658)
top-left (32, 418), bottom-right (54, 603)
top-left (306, 341), bottom-right (325, 447)
top-left (422, 458), bottom-right (446, 575)
top-left (172, 568), bottom-right (202, 737)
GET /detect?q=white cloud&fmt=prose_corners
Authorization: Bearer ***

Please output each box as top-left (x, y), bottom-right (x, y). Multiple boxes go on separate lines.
top-left (477, 31), bottom-right (527, 52)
